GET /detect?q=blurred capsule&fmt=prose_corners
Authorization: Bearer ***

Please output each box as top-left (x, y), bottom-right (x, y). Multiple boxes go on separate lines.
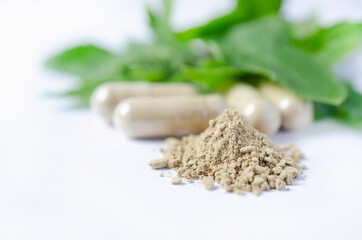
top-left (113, 95), bottom-right (225, 138)
top-left (225, 84), bottom-right (281, 135)
top-left (91, 82), bottom-right (197, 123)
top-left (259, 83), bottom-right (313, 131)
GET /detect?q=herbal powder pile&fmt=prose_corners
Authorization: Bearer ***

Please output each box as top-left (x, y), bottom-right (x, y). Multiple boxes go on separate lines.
top-left (149, 109), bottom-right (304, 195)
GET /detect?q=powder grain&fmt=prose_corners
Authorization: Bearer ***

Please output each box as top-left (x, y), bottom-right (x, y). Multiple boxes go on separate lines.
top-left (171, 177), bottom-right (182, 185)
top-left (202, 177), bottom-right (214, 190)
top-left (150, 109), bottom-right (304, 195)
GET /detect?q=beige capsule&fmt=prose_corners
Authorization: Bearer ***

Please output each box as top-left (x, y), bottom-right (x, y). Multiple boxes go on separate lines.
top-left (259, 83), bottom-right (313, 131)
top-left (112, 95), bottom-right (226, 138)
top-left (90, 82), bottom-right (197, 123)
top-left (225, 84), bottom-right (281, 135)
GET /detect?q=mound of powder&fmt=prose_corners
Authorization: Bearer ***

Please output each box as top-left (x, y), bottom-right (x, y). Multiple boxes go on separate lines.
top-left (149, 109), bottom-right (304, 195)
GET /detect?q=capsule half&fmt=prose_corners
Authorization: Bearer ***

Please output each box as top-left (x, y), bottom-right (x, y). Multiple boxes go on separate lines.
top-left (113, 95), bottom-right (226, 138)
top-left (225, 84), bottom-right (281, 135)
top-left (259, 83), bottom-right (313, 131)
top-left (91, 82), bottom-right (197, 124)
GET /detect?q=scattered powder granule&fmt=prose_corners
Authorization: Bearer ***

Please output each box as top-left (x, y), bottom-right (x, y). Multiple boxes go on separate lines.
top-left (202, 177), bottom-right (214, 190)
top-left (148, 158), bottom-right (168, 169)
top-left (149, 109), bottom-right (304, 195)
top-left (171, 177), bottom-right (182, 185)
top-left (235, 190), bottom-right (244, 195)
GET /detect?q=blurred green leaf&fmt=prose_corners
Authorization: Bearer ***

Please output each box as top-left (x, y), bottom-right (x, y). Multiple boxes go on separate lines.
top-left (220, 16), bottom-right (347, 105)
top-left (334, 85), bottom-right (362, 125)
top-left (46, 45), bottom-right (116, 78)
top-left (176, 0), bottom-right (282, 41)
top-left (294, 22), bottom-right (362, 65)
top-left (186, 66), bottom-right (242, 92)
top-left (315, 85), bottom-right (362, 127)
top-left (291, 17), bottom-right (320, 40)
top-left (147, 0), bottom-right (180, 46)
top-left (313, 102), bottom-right (337, 120)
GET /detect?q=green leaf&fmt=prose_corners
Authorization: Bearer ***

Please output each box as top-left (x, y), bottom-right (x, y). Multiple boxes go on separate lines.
top-left (220, 16), bottom-right (347, 105)
top-left (334, 85), bottom-right (362, 125)
top-left (119, 42), bottom-right (194, 81)
top-left (186, 66), bottom-right (242, 92)
top-left (147, 0), bottom-right (179, 45)
top-left (46, 45), bottom-right (116, 77)
top-left (176, 0), bottom-right (282, 41)
top-left (291, 17), bottom-right (320, 40)
top-left (314, 85), bottom-right (362, 127)
top-left (313, 102), bottom-right (337, 120)
top-left (294, 22), bottom-right (362, 65)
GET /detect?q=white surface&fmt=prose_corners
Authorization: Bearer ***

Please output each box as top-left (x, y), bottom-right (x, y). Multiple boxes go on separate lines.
top-left (1, 1), bottom-right (362, 239)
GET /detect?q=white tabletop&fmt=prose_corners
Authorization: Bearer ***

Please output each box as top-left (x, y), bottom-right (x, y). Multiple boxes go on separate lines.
top-left (1, 0), bottom-right (362, 239)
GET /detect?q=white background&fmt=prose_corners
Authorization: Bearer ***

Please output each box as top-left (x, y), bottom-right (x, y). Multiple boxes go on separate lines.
top-left (1, 0), bottom-right (362, 239)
